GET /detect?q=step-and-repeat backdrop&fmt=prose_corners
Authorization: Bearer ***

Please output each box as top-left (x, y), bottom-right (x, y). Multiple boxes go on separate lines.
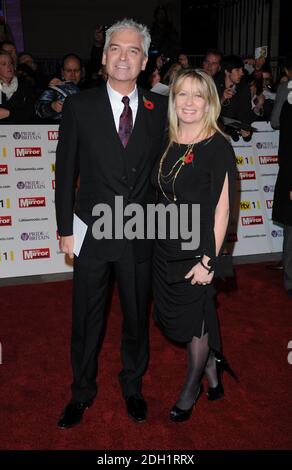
top-left (0, 125), bottom-right (72, 278)
top-left (228, 121), bottom-right (282, 255)
top-left (0, 123), bottom-right (282, 278)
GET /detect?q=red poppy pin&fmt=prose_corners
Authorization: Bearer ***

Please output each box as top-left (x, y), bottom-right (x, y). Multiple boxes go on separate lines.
top-left (182, 152), bottom-right (194, 164)
top-left (143, 96), bottom-right (155, 110)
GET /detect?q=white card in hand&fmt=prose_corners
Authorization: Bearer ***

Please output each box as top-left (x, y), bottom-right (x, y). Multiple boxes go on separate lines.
top-left (73, 214), bottom-right (88, 256)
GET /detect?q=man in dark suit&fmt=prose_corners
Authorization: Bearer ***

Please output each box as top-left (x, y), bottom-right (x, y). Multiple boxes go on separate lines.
top-left (272, 83), bottom-right (292, 298)
top-left (55, 18), bottom-right (167, 428)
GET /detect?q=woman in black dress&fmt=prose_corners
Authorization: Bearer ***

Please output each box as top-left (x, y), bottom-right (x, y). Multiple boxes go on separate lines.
top-left (151, 69), bottom-right (237, 422)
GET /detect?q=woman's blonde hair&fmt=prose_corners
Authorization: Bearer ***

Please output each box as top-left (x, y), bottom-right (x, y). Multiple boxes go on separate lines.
top-left (168, 68), bottom-right (224, 144)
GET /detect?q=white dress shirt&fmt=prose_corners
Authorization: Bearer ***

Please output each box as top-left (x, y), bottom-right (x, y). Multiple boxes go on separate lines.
top-left (106, 81), bottom-right (138, 132)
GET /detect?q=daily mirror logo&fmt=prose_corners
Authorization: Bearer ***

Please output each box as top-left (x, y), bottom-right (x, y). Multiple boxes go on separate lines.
top-left (23, 248), bottom-right (50, 260)
top-left (0, 165), bottom-right (8, 174)
top-left (241, 216), bottom-right (263, 226)
top-left (0, 215), bottom-right (12, 226)
top-left (15, 147), bottom-right (42, 157)
top-left (48, 130), bottom-right (59, 140)
top-left (19, 197), bottom-right (46, 208)
top-left (259, 155), bottom-right (278, 165)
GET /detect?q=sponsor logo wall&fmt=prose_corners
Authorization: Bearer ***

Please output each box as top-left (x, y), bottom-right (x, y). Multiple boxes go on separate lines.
top-left (0, 124), bottom-right (282, 278)
top-left (0, 125), bottom-right (71, 277)
top-left (227, 121), bottom-right (282, 256)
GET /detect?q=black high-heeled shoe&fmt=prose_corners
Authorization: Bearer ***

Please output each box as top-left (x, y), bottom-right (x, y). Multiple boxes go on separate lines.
top-left (170, 384), bottom-right (203, 422)
top-left (206, 352), bottom-right (239, 401)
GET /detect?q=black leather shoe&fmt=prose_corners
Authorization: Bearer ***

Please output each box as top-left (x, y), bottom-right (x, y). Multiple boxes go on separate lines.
top-left (57, 399), bottom-right (94, 429)
top-left (125, 395), bottom-right (147, 423)
top-left (170, 384), bottom-right (203, 422)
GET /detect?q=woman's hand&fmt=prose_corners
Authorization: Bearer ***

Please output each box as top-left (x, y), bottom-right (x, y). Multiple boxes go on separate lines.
top-left (185, 261), bottom-right (214, 285)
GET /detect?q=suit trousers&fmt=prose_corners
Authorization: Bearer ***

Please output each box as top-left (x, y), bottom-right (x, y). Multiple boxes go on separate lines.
top-left (70, 241), bottom-right (151, 402)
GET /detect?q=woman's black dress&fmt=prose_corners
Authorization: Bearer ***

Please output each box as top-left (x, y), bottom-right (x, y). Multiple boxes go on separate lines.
top-left (151, 132), bottom-right (237, 349)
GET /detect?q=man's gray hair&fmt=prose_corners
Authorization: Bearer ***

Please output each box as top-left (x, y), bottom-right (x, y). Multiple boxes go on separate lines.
top-left (104, 18), bottom-right (151, 56)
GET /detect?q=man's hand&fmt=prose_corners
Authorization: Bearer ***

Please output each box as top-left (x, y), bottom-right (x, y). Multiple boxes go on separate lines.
top-left (51, 100), bottom-right (63, 113)
top-left (221, 87), bottom-right (234, 103)
top-left (240, 129), bottom-right (251, 138)
top-left (60, 236), bottom-right (74, 259)
top-left (0, 107), bottom-right (10, 119)
top-left (48, 77), bottom-right (64, 87)
top-left (290, 191), bottom-right (292, 201)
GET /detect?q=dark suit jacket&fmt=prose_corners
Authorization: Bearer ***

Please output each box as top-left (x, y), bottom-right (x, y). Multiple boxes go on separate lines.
top-left (272, 100), bottom-right (292, 226)
top-left (55, 84), bottom-right (167, 262)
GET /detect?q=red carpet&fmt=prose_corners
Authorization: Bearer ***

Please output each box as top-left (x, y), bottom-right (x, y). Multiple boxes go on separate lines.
top-left (0, 263), bottom-right (292, 450)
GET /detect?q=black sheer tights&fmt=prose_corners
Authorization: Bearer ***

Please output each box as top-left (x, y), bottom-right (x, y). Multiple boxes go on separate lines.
top-left (175, 327), bottom-right (218, 410)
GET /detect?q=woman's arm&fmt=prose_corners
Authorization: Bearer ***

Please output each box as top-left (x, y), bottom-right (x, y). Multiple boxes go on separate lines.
top-left (185, 139), bottom-right (236, 285)
top-left (186, 173), bottom-right (230, 285)
top-left (213, 173), bottom-right (230, 256)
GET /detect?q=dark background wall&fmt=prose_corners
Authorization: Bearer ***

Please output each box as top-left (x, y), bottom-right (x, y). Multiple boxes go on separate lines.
top-left (279, 0), bottom-right (292, 57)
top-left (181, 0), bottom-right (281, 58)
top-left (20, 0), bottom-right (181, 58)
top-left (181, 0), bottom-right (218, 54)
top-left (4, 0), bottom-right (289, 62)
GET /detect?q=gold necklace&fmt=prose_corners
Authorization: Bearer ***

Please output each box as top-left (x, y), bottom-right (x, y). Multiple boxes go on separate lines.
top-left (158, 143), bottom-right (194, 202)
top-left (158, 129), bottom-right (206, 202)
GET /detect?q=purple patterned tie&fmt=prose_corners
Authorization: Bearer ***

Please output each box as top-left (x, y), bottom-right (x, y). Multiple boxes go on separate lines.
top-left (118, 96), bottom-right (133, 147)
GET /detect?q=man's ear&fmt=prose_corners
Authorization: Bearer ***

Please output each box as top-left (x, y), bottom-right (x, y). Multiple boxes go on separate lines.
top-left (141, 56), bottom-right (148, 71)
top-left (102, 53), bottom-right (106, 66)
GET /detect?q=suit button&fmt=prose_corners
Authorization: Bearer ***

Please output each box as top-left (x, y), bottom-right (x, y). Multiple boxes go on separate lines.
top-left (132, 167), bottom-right (136, 172)
top-left (122, 175), bottom-right (127, 181)
top-left (130, 186), bottom-right (133, 190)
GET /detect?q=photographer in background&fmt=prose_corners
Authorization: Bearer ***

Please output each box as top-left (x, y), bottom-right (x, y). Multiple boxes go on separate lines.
top-left (88, 24), bottom-right (105, 80)
top-left (271, 56), bottom-right (292, 129)
top-left (138, 52), bottom-right (170, 89)
top-left (35, 53), bottom-right (82, 121)
top-left (0, 50), bottom-right (35, 123)
top-left (215, 55), bottom-right (253, 140)
top-left (202, 49), bottom-right (222, 79)
top-left (247, 74), bottom-right (274, 122)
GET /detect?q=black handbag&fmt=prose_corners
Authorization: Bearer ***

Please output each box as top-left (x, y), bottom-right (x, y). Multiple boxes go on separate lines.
top-left (166, 253), bottom-right (234, 285)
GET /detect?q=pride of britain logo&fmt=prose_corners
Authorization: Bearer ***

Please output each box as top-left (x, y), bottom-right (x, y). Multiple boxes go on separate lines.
top-left (263, 185), bottom-right (275, 193)
top-left (13, 131), bottom-right (41, 140)
top-left (21, 231), bottom-right (50, 241)
top-left (17, 181), bottom-right (45, 190)
top-left (271, 230), bottom-right (283, 238)
top-left (256, 142), bottom-right (277, 150)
